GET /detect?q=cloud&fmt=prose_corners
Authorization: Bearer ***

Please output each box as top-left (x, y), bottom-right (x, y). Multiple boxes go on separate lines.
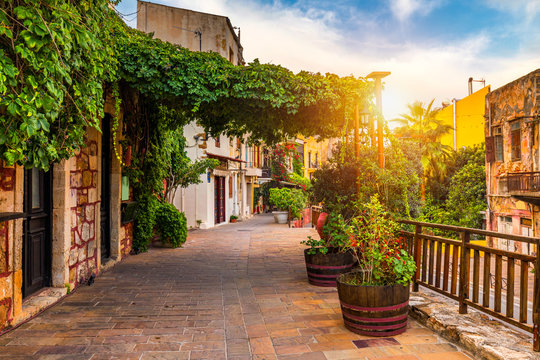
top-left (484, 0), bottom-right (540, 21)
top-left (388, 0), bottom-right (442, 22)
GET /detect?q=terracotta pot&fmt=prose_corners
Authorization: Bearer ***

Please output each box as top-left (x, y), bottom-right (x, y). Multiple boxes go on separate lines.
top-left (316, 212), bottom-right (328, 239)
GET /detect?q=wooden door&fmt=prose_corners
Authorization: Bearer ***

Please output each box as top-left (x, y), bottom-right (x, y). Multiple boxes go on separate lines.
top-left (23, 168), bottom-right (52, 297)
top-left (100, 115), bottom-right (111, 261)
top-left (214, 176), bottom-right (226, 224)
top-left (220, 177), bottom-right (226, 223)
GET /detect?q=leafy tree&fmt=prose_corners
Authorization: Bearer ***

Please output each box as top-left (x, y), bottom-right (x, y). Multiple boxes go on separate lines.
top-left (393, 99), bottom-right (452, 199)
top-left (421, 144), bottom-right (486, 230)
top-left (311, 139), bottom-right (421, 220)
top-left (426, 144), bottom-right (485, 204)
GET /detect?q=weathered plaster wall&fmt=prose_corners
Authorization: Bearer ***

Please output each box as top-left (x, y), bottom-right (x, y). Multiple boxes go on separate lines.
top-left (69, 134), bottom-right (99, 287)
top-left (0, 162), bottom-right (23, 331)
top-left (438, 86), bottom-right (490, 150)
top-left (137, 0), bottom-right (243, 65)
top-left (486, 69), bottom-right (540, 250)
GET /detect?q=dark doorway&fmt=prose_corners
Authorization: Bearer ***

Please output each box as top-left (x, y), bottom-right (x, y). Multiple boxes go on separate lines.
top-left (100, 114), bottom-right (111, 261)
top-left (214, 176), bottom-right (226, 224)
top-left (23, 168), bottom-right (52, 298)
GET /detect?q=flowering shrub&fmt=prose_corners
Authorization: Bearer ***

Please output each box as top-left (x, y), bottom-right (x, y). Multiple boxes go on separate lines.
top-left (270, 143), bottom-right (297, 181)
top-left (347, 196), bottom-right (416, 286)
top-left (289, 173), bottom-right (312, 191)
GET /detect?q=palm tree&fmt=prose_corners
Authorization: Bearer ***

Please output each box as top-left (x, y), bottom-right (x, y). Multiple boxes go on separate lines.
top-left (393, 99), bottom-right (453, 200)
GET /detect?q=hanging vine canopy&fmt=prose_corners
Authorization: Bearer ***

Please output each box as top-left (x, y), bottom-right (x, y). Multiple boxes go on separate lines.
top-left (0, 0), bottom-right (372, 170)
top-left (117, 29), bottom-right (372, 143)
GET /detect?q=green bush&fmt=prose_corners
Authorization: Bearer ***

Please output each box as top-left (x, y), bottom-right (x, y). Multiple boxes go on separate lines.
top-left (269, 188), bottom-right (307, 218)
top-left (133, 194), bottom-right (160, 253)
top-left (133, 194), bottom-right (188, 252)
top-left (155, 202), bottom-right (188, 248)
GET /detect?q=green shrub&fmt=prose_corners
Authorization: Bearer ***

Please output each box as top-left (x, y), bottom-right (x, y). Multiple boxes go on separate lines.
top-left (269, 188), bottom-right (307, 218)
top-left (133, 194), bottom-right (160, 253)
top-left (133, 194), bottom-right (188, 252)
top-left (155, 202), bottom-right (187, 248)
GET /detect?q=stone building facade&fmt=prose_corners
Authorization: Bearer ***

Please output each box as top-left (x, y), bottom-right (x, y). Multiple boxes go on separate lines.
top-left (0, 98), bottom-right (133, 332)
top-left (485, 69), bottom-right (540, 253)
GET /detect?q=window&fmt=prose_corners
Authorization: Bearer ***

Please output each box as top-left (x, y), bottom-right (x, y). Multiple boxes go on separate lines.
top-left (215, 136), bottom-right (220, 148)
top-left (511, 122), bottom-right (521, 161)
top-left (493, 126), bottom-right (503, 162)
top-left (314, 153), bottom-right (318, 168)
top-left (229, 47), bottom-right (234, 64)
top-left (308, 152), bottom-right (312, 168)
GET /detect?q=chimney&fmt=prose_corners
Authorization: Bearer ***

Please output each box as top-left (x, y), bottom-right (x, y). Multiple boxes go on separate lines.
top-left (468, 77), bottom-right (473, 96)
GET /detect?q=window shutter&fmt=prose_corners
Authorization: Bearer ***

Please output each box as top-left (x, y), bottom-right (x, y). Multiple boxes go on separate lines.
top-left (486, 136), bottom-right (495, 163)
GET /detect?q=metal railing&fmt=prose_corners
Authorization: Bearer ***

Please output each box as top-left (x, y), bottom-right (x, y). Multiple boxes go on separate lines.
top-left (400, 220), bottom-right (540, 351)
top-left (506, 172), bottom-right (540, 192)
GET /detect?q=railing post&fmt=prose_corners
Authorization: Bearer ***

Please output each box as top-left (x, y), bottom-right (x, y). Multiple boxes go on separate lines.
top-left (534, 239), bottom-right (540, 351)
top-left (413, 224), bottom-right (422, 292)
top-left (459, 230), bottom-right (470, 314)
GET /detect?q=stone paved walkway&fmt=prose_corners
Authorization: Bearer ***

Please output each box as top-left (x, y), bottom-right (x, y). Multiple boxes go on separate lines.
top-left (0, 214), bottom-right (474, 359)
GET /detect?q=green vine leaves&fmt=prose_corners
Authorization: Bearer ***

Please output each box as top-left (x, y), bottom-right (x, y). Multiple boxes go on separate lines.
top-left (1, 1), bottom-right (373, 170)
top-left (0, 1), bottom-right (118, 170)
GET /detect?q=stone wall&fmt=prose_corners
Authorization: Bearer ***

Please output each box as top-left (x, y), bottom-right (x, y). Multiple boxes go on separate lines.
top-left (120, 222), bottom-right (133, 259)
top-left (0, 162), bottom-right (23, 331)
top-left (69, 138), bottom-right (99, 287)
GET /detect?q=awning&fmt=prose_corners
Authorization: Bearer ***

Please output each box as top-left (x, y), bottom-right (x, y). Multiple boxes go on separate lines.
top-left (206, 152), bottom-right (245, 163)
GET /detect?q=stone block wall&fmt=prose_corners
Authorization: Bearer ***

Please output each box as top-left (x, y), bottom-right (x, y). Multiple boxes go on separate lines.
top-left (0, 162), bottom-right (23, 332)
top-left (120, 222), bottom-right (133, 259)
top-left (69, 138), bottom-right (99, 287)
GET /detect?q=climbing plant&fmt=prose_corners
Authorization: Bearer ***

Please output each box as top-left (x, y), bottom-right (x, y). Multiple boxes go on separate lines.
top-left (0, 0), bottom-right (118, 169)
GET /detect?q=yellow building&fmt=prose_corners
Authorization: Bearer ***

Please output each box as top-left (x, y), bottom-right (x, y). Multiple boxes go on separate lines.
top-left (299, 136), bottom-right (331, 179)
top-left (438, 86), bottom-right (490, 150)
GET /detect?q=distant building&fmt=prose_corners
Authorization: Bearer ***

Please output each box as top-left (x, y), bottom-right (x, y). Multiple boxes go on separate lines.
top-left (485, 69), bottom-right (540, 253)
top-left (137, 1), bottom-right (261, 228)
top-left (297, 136), bottom-right (332, 179)
top-left (438, 85), bottom-right (490, 150)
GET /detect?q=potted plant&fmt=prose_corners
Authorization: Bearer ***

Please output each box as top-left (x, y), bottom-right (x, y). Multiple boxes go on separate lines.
top-left (301, 212), bottom-right (355, 287)
top-left (230, 214), bottom-right (238, 223)
top-left (337, 196), bottom-right (416, 337)
top-left (269, 188), bottom-right (307, 224)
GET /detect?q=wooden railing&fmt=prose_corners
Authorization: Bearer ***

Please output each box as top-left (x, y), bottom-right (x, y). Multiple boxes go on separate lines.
top-left (506, 171), bottom-right (540, 192)
top-left (400, 220), bottom-right (540, 351)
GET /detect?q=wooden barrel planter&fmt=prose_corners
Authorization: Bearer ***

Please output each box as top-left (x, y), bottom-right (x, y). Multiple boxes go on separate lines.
top-left (304, 248), bottom-right (355, 287)
top-left (337, 273), bottom-right (410, 336)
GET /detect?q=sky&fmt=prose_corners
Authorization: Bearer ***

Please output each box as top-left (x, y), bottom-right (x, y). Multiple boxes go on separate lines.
top-left (115, 0), bottom-right (540, 121)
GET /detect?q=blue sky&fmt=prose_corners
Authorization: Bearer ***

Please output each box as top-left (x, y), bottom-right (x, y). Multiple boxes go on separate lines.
top-left (115, 0), bottom-right (540, 119)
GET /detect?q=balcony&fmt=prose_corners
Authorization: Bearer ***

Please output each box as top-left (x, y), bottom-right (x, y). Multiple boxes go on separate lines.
top-left (505, 172), bottom-right (540, 204)
top-left (261, 167), bottom-right (271, 178)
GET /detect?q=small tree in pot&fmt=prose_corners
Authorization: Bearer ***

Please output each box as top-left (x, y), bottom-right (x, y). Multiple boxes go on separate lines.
top-left (301, 213), bottom-right (355, 287)
top-left (337, 195), bottom-right (416, 336)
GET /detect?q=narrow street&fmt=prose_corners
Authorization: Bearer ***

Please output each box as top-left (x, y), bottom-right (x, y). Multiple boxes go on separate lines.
top-left (0, 215), bottom-right (472, 360)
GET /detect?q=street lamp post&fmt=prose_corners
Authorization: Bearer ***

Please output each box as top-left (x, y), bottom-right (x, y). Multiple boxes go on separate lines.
top-left (354, 103), bottom-right (370, 195)
top-left (367, 71), bottom-right (390, 168)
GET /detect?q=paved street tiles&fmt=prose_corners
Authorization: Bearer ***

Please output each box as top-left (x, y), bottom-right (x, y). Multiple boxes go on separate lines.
top-left (0, 214), bottom-right (473, 359)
